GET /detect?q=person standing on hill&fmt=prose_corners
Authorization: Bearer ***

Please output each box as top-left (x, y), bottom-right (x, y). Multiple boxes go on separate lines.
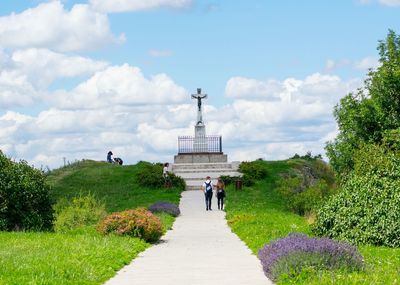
top-left (107, 151), bottom-right (113, 163)
top-left (202, 176), bottom-right (213, 211)
top-left (216, 178), bottom-right (226, 210)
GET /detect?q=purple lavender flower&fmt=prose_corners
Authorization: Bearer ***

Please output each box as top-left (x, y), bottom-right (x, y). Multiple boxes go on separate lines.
top-left (148, 202), bottom-right (180, 217)
top-left (258, 233), bottom-right (364, 281)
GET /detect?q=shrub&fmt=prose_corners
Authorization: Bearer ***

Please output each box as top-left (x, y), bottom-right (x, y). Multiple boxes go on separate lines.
top-left (148, 202), bottom-right (180, 217)
top-left (239, 161), bottom-right (268, 180)
top-left (313, 143), bottom-right (400, 247)
top-left (169, 173), bottom-right (186, 191)
top-left (277, 159), bottom-right (336, 216)
top-left (97, 208), bottom-right (163, 242)
top-left (53, 194), bottom-right (107, 233)
top-left (134, 161), bottom-right (186, 190)
top-left (258, 233), bottom-right (364, 282)
top-left (0, 151), bottom-right (53, 231)
top-left (134, 161), bottom-right (164, 188)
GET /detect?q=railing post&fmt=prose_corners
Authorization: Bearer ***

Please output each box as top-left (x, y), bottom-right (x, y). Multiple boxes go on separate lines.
top-left (219, 136), bottom-right (222, 153)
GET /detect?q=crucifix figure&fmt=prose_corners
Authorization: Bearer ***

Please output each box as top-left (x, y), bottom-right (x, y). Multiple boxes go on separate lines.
top-left (191, 88), bottom-right (208, 125)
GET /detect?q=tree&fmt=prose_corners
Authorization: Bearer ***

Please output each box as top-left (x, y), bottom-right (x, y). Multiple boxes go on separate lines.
top-left (326, 30), bottom-right (400, 180)
top-left (0, 150), bottom-right (53, 231)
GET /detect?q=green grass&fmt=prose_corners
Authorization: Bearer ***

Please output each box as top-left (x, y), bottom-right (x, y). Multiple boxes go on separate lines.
top-left (46, 160), bottom-right (183, 212)
top-left (226, 160), bottom-right (311, 253)
top-left (0, 160), bottom-right (183, 285)
top-left (225, 160), bottom-right (400, 284)
top-left (0, 230), bottom-right (148, 285)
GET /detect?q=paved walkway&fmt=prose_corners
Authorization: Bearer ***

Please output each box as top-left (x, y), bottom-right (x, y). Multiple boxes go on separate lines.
top-left (104, 191), bottom-right (273, 285)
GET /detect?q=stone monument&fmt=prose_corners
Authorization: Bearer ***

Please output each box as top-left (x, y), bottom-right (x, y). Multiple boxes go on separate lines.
top-left (174, 88), bottom-right (227, 163)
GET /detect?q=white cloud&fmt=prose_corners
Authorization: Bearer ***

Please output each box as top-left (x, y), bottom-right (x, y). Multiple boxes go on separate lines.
top-left (0, 48), bottom-right (109, 109)
top-left (54, 64), bottom-right (188, 109)
top-left (0, 1), bottom-right (123, 52)
top-left (0, 70), bottom-right (41, 108)
top-left (353, 56), bottom-right (380, 70)
top-left (12, 48), bottom-right (109, 88)
top-left (325, 56), bottom-right (379, 72)
top-left (90, 0), bottom-right (192, 13)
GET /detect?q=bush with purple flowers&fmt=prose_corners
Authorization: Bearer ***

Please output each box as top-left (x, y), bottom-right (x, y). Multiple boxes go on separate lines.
top-left (148, 202), bottom-right (180, 217)
top-left (258, 233), bottom-right (364, 281)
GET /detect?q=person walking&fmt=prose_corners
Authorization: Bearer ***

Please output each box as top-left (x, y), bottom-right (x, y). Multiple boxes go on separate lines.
top-left (163, 163), bottom-right (172, 188)
top-left (216, 178), bottom-right (226, 210)
top-left (202, 176), bottom-right (213, 211)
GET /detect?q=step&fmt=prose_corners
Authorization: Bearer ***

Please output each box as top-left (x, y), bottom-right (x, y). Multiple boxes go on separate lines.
top-left (175, 172), bottom-right (241, 179)
top-left (171, 162), bottom-right (238, 170)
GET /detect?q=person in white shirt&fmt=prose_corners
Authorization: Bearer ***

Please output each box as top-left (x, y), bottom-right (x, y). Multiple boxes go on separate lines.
top-left (202, 176), bottom-right (213, 211)
top-left (163, 163), bottom-right (172, 188)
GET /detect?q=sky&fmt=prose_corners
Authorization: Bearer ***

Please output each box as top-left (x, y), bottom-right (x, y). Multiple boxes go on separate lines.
top-left (0, 0), bottom-right (400, 169)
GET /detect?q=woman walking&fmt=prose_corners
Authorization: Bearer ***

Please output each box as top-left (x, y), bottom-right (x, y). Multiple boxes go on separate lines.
top-left (216, 178), bottom-right (226, 210)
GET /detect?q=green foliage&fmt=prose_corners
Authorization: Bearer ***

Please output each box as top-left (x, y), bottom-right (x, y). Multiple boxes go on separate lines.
top-left (277, 159), bottom-right (336, 216)
top-left (239, 161), bottom-right (268, 181)
top-left (169, 173), bottom-right (186, 191)
top-left (313, 143), bottom-right (400, 247)
top-left (0, 150), bottom-right (53, 231)
top-left (224, 159), bottom-right (400, 284)
top-left (0, 231), bottom-right (148, 285)
top-left (226, 160), bottom-right (311, 252)
top-left (97, 208), bottom-right (163, 242)
top-left (326, 30), bottom-right (400, 179)
top-left (134, 161), bottom-right (164, 188)
top-left (54, 194), bottom-right (107, 233)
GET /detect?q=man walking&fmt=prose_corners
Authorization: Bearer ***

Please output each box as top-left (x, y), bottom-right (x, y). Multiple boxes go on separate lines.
top-left (202, 176), bottom-right (213, 211)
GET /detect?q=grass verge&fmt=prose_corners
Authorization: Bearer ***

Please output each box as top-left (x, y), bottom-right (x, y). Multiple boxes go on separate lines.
top-left (225, 160), bottom-right (400, 284)
top-left (0, 230), bottom-right (148, 285)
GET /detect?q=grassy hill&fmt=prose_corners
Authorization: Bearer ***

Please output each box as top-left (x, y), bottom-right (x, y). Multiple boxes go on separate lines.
top-left (0, 160), bottom-right (183, 285)
top-left (47, 160), bottom-right (182, 212)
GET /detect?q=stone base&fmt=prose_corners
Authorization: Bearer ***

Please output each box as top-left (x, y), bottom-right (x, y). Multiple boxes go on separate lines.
top-left (174, 153), bottom-right (228, 163)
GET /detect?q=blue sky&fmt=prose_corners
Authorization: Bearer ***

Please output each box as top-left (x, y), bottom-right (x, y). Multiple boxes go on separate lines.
top-left (0, 0), bottom-right (399, 168)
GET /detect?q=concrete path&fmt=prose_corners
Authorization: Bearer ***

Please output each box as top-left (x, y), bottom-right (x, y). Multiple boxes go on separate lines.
top-left (104, 191), bottom-right (273, 285)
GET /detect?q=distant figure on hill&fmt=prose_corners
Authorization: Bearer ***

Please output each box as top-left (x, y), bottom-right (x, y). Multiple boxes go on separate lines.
top-left (202, 176), bottom-right (213, 211)
top-left (107, 151), bottom-right (113, 163)
top-left (114, 157), bottom-right (123, 165)
top-left (216, 178), bottom-right (226, 210)
top-left (163, 163), bottom-right (172, 188)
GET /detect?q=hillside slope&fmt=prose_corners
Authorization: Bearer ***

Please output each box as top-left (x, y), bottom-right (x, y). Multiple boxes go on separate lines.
top-left (46, 160), bottom-right (182, 212)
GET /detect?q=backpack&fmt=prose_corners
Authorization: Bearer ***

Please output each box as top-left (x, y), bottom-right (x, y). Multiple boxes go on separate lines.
top-left (205, 181), bottom-right (212, 193)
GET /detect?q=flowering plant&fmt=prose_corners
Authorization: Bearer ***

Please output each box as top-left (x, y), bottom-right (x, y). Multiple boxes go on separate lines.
top-left (97, 208), bottom-right (163, 242)
top-left (148, 202), bottom-right (180, 217)
top-left (258, 233), bottom-right (364, 281)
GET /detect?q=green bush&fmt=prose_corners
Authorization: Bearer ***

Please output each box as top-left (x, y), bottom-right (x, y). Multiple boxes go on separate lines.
top-left (134, 161), bottom-right (164, 188)
top-left (169, 173), bottom-right (186, 191)
top-left (0, 151), bottom-right (53, 231)
top-left (53, 194), bottom-right (107, 233)
top-left (239, 161), bottom-right (268, 180)
top-left (97, 208), bottom-right (163, 242)
top-left (313, 143), bottom-right (400, 247)
top-left (277, 159), bottom-right (336, 216)
top-left (134, 161), bottom-right (185, 190)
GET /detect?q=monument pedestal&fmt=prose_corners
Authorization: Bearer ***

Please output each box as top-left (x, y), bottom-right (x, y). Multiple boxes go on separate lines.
top-left (174, 153), bottom-right (227, 164)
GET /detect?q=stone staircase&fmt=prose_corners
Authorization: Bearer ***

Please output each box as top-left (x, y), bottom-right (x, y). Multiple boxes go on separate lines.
top-left (171, 162), bottom-right (241, 191)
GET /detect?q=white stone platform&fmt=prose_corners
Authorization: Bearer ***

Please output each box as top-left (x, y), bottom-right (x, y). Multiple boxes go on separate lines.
top-left (172, 162), bottom-right (241, 191)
